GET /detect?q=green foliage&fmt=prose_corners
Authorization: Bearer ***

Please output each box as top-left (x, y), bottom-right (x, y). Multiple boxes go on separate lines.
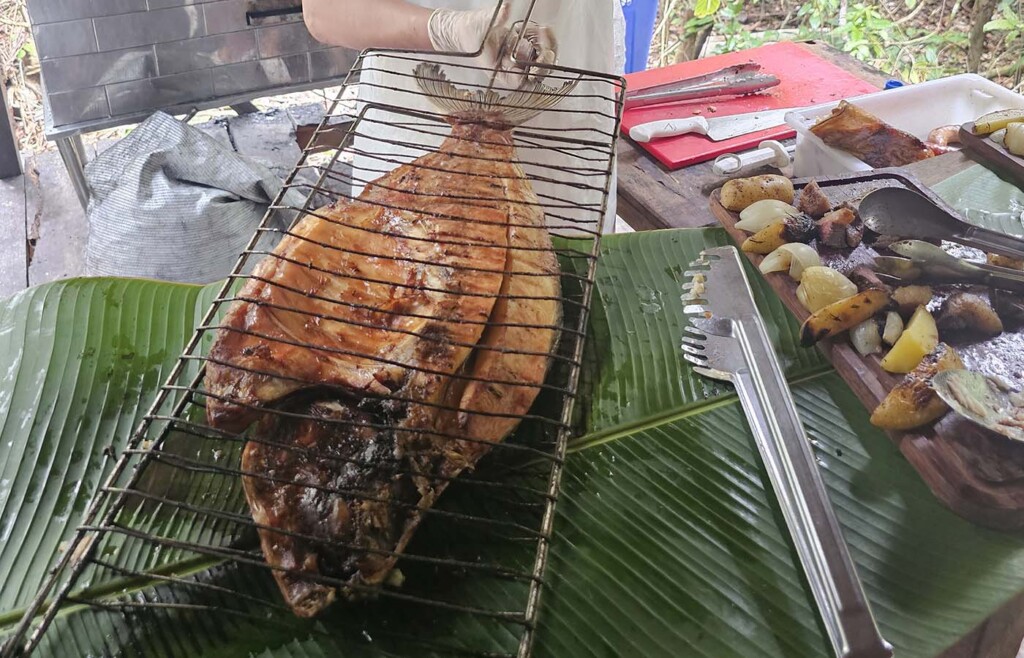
top-left (656, 0), bottom-right (1019, 85)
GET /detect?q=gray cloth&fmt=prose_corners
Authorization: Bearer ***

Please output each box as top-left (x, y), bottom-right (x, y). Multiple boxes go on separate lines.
top-left (84, 111), bottom-right (308, 284)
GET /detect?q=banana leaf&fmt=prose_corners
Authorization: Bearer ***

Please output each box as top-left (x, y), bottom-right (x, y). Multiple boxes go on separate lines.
top-left (2, 229), bottom-right (1024, 658)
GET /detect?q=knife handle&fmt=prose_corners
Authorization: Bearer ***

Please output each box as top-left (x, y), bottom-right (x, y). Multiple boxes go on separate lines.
top-left (629, 117), bottom-right (709, 143)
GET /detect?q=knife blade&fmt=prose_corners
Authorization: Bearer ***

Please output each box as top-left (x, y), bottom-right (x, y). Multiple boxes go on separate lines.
top-left (629, 106), bottom-right (799, 143)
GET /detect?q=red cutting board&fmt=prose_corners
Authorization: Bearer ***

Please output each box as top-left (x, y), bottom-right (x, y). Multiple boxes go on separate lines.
top-left (622, 42), bottom-right (880, 170)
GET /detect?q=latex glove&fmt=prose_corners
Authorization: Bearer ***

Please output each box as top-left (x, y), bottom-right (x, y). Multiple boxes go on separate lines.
top-left (427, 3), bottom-right (558, 89)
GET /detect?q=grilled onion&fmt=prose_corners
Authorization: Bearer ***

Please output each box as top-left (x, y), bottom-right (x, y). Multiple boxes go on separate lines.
top-left (882, 311), bottom-right (904, 345)
top-left (736, 199), bottom-right (801, 233)
top-left (758, 243), bottom-right (821, 281)
top-left (796, 266), bottom-right (858, 313)
top-left (851, 318), bottom-right (882, 356)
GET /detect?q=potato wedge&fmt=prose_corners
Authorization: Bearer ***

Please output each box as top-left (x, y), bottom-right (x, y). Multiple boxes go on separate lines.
top-left (880, 305), bottom-right (937, 373)
top-left (799, 288), bottom-right (890, 346)
top-left (987, 253), bottom-right (1024, 270)
top-left (870, 343), bottom-right (964, 430)
top-left (721, 175), bottom-right (795, 212)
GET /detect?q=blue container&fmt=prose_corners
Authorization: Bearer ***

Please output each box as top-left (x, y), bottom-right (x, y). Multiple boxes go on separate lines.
top-left (621, 0), bottom-right (660, 73)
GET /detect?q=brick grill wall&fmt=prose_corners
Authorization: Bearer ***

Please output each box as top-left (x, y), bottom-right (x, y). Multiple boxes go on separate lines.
top-left (26, 0), bottom-right (358, 130)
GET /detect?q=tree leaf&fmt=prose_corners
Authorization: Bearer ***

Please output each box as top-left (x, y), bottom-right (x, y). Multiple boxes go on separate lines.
top-left (693, 0), bottom-right (722, 19)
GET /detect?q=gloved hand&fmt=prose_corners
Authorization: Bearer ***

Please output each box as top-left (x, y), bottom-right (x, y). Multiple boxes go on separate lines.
top-left (427, 3), bottom-right (557, 89)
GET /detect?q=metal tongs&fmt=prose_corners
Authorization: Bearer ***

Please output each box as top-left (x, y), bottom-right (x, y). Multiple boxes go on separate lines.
top-left (875, 240), bottom-right (1024, 294)
top-left (625, 62), bottom-right (780, 110)
top-left (682, 246), bottom-right (893, 658)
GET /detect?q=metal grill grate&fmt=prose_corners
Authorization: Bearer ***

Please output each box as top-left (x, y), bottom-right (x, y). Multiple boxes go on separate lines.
top-left (1, 4), bottom-right (625, 657)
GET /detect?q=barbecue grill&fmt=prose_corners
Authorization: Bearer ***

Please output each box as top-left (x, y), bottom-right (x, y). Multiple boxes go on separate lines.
top-left (0, 3), bottom-right (625, 657)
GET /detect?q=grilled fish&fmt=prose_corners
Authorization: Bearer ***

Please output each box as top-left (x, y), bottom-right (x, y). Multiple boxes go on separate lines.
top-left (204, 65), bottom-right (572, 616)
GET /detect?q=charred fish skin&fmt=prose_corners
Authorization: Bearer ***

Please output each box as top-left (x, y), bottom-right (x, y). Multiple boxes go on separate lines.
top-left (203, 71), bottom-right (573, 617)
top-left (242, 399), bottom-right (415, 616)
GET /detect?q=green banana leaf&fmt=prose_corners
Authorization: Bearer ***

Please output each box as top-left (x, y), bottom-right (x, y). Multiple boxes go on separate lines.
top-left (2, 228), bottom-right (1024, 658)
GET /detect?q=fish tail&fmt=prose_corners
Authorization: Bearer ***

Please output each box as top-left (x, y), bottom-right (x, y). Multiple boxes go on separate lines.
top-left (413, 63), bottom-right (577, 127)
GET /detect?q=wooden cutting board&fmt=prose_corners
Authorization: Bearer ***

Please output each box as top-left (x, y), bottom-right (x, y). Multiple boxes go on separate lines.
top-left (621, 42), bottom-right (880, 170)
top-left (709, 169), bottom-right (1024, 530)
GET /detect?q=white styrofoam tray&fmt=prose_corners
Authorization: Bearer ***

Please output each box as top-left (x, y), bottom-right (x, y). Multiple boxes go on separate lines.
top-left (784, 73), bottom-right (1024, 177)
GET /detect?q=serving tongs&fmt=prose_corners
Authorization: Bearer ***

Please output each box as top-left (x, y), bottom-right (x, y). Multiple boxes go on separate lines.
top-left (860, 187), bottom-right (1024, 261)
top-left (681, 246), bottom-right (893, 658)
top-left (874, 239), bottom-right (1024, 294)
top-left (625, 62), bottom-right (780, 110)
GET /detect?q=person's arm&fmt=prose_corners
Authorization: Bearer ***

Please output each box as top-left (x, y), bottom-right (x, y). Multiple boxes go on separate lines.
top-left (304, 1), bottom-right (557, 87)
top-left (303, 0), bottom-right (433, 51)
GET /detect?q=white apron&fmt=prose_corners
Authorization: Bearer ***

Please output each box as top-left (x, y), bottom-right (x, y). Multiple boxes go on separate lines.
top-left (350, 0), bottom-right (626, 236)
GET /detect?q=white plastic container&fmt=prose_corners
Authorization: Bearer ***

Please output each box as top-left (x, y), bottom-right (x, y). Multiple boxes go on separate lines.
top-left (784, 73), bottom-right (1024, 177)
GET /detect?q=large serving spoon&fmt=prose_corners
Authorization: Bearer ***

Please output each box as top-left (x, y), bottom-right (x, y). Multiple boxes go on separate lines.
top-left (859, 187), bottom-right (1024, 260)
top-left (932, 369), bottom-right (1024, 443)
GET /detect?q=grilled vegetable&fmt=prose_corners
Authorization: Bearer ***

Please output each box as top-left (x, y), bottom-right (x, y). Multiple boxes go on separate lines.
top-left (1006, 122), bottom-right (1024, 156)
top-left (797, 180), bottom-right (831, 218)
top-left (796, 266), bottom-right (858, 312)
top-left (758, 243), bottom-right (821, 281)
top-left (870, 343), bottom-right (964, 430)
top-left (936, 292), bottom-right (1004, 337)
top-left (721, 174), bottom-right (795, 212)
top-left (740, 212), bottom-right (816, 254)
top-left (880, 305), bottom-right (938, 373)
top-left (891, 285), bottom-right (934, 317)
top-left (799, 288), bottom-right (890, 346)
top-left (736, 199), bottom-right (800, 233)
top-left (882, 311), bottom-right (904, 345)
top-left (850, 318), bottom-right (882, 356)
top-left (971, 109), bottom-right (1024, 136)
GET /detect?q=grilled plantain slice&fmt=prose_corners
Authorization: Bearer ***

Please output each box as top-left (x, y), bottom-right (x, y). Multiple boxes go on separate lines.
top-left (870, 343), bottom-right (964, 430)
top-left (741, 213), bottom-right (817, 255)
top-left (799, 288), bottom-right (890, 346)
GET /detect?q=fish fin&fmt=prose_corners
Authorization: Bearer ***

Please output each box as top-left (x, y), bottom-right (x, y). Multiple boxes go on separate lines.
top-left (413, 62), bottom-right (577, 127)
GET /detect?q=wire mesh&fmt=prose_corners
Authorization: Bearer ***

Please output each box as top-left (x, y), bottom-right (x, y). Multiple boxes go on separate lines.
top-left (1, 3), bottom-right (625, 657)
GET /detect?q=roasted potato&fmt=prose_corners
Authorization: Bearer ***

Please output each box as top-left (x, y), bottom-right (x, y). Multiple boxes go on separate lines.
top-left (891, 285), bottom-right (934, 317)
top-left (936, 292), bottom-right (1003, 337)
top-left (987, 253), bottom-right (1024, 270)
top-left (870, 343), bottom-right (964, 430)
top-left (880, 305), bottom-right (938, 373)
top-left (721, 174), bottom-right (795, 212)
top-left (799, 288), bottom-right (890, 346)
top-left (741, 213), bottom-right (816, 254)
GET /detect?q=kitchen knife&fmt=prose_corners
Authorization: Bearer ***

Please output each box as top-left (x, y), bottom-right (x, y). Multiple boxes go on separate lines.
top-left (629, 106), bottom-right (799, 143)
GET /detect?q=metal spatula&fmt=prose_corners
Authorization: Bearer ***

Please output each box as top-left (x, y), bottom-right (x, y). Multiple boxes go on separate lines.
top-left (681, 245), bottom-right (894, 658)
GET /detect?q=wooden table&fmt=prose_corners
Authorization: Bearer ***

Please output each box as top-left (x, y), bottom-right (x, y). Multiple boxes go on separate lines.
top-left (614, 42), bottom-right (1022, 658)
top-left (614, 40), bottom-right (979, 232)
